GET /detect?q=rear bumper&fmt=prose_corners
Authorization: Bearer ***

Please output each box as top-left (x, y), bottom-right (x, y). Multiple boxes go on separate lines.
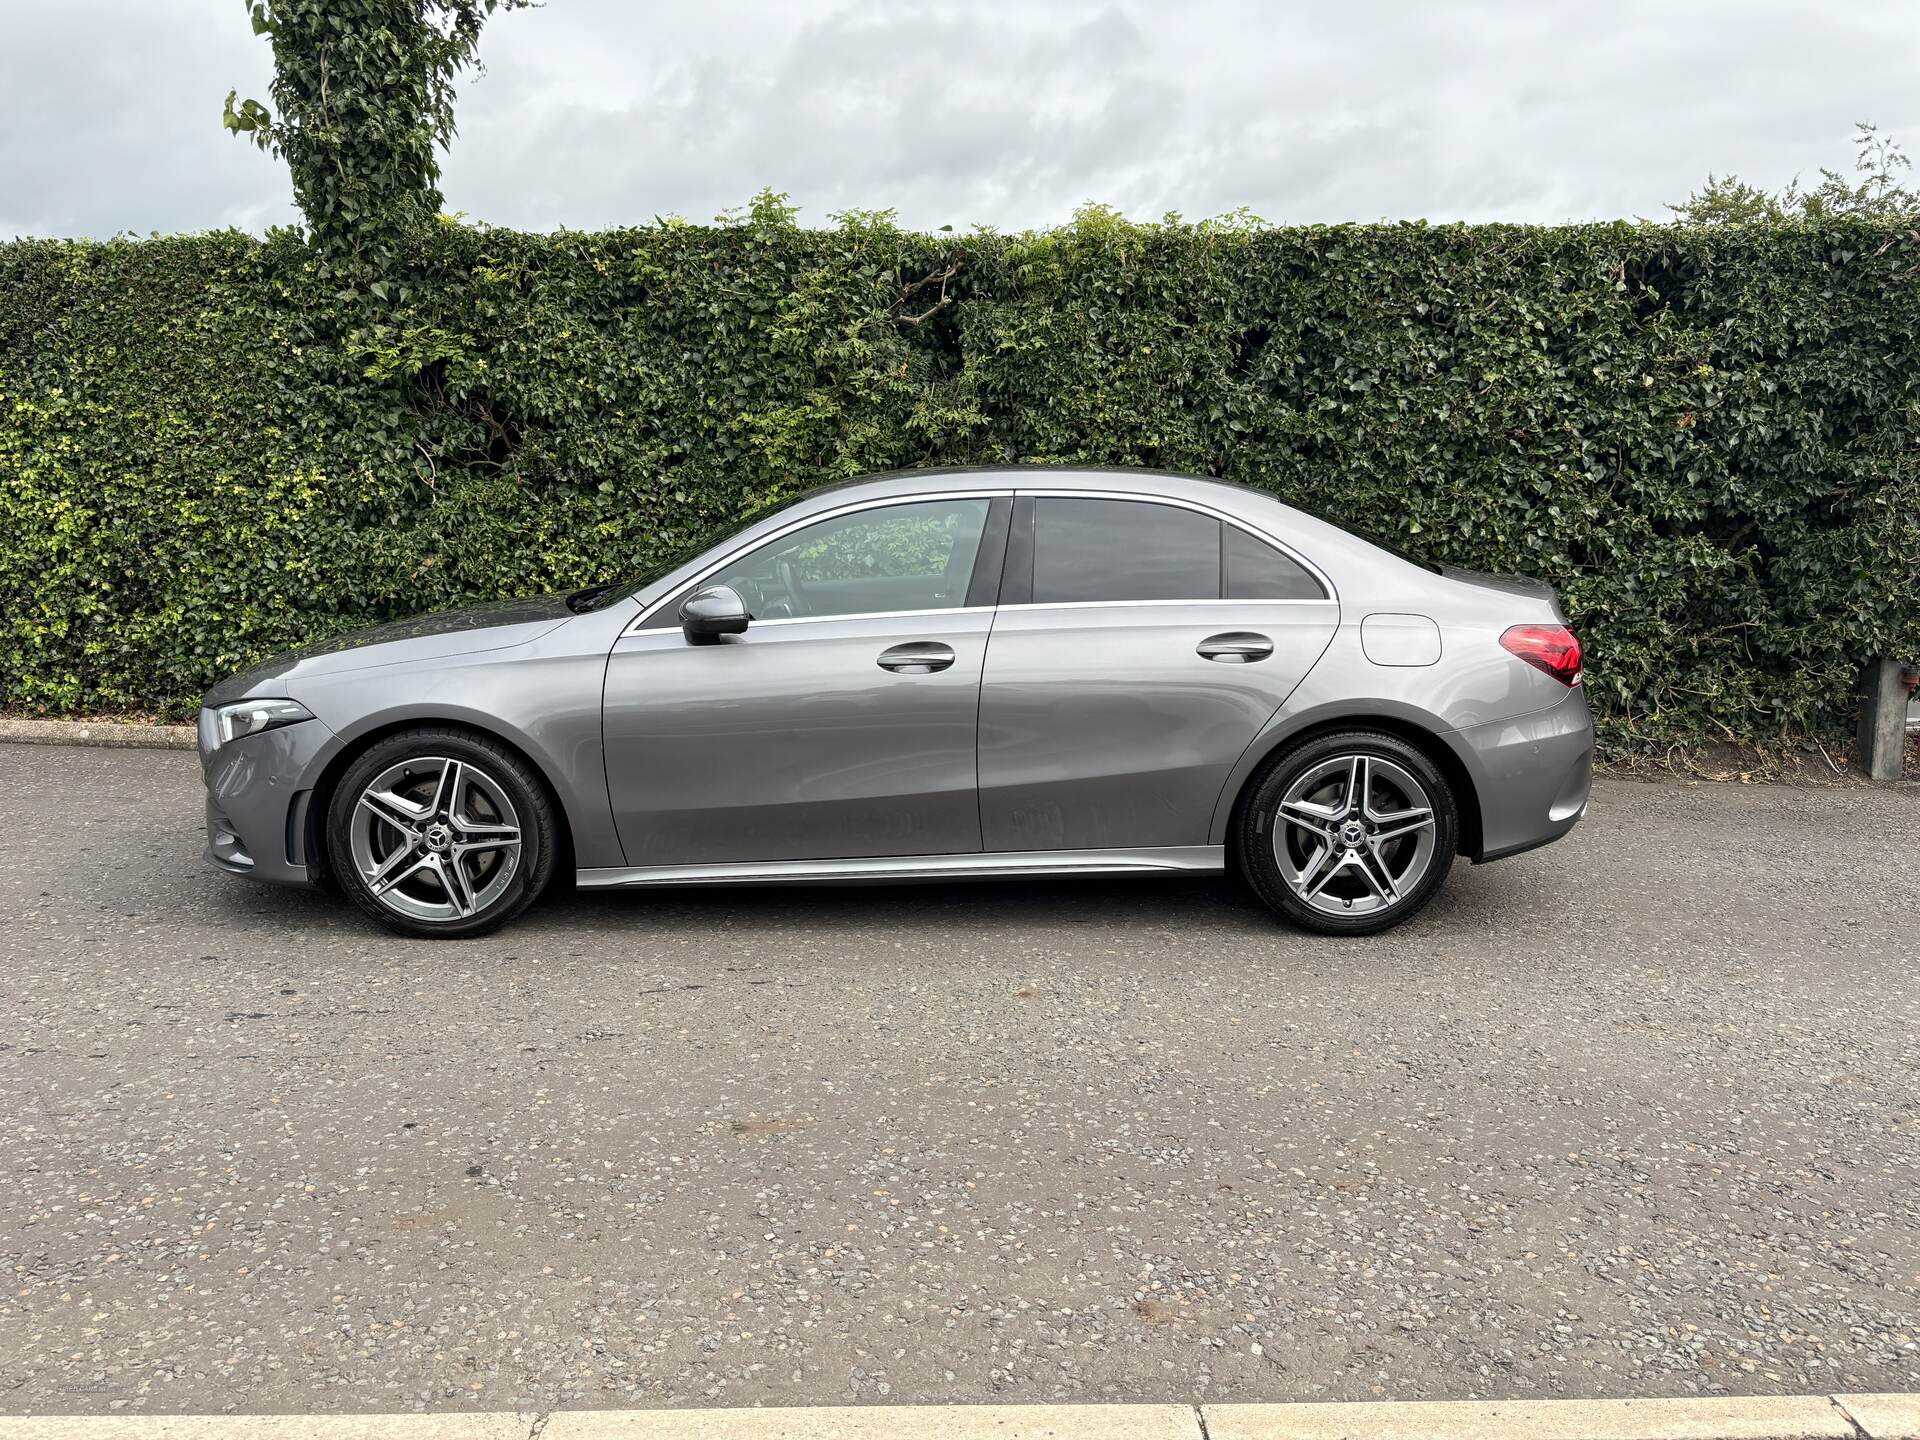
top-left (1453, 684), bottom-right (1593, 863)
top-left (199, 711), bottom-right (337, 888)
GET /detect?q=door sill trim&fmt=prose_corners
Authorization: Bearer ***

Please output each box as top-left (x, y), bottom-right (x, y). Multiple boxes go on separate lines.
top-left (576, 845), bottom-right (1225, 889)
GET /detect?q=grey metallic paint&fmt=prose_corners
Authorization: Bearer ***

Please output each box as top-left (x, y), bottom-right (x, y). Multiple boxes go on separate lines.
top-left (199, 467), bottom-right (1591, 897)
top-left (604, 610), bottom-right (995, 864)
top-left (976, 600), bottom-right (1338, 851)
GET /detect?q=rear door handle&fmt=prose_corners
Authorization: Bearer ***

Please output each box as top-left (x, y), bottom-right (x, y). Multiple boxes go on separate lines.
top-left (1197, 631), bottom-right (1274, 664)
top-left (877, 641), bottom-right (956, 674)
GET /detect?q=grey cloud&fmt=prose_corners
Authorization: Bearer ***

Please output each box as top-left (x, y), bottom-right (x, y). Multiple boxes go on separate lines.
top-left (3, 0), bottom-right (287, 237)
top-left (5, 0), bottom-right (1918, 240)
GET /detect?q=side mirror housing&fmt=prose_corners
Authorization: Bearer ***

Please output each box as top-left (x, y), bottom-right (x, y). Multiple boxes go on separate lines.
top-left (679, 584), bottom-right (751, 643)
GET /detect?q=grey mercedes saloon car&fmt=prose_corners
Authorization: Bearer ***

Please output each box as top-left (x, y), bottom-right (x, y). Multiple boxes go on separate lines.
top-left (200, 467), bottom-right (1591, 939)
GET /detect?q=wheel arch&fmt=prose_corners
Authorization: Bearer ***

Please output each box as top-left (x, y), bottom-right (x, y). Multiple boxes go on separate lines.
top-left (300, 712), bottom-right (579, 885)
top-left (1213, 706), bottom-right (1485, 864)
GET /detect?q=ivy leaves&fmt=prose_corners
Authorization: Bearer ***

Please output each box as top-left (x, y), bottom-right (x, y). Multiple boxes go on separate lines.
top-left (222, 0), bottom-right (526, 276)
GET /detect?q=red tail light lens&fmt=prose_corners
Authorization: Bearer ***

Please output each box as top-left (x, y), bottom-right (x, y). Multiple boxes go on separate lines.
top-left (1500, 624), bottom-right (1583, 686)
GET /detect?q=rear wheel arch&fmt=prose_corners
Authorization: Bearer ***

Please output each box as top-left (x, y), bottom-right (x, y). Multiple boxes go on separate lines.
top-left (1222, 712), bottom-right (1484, 866)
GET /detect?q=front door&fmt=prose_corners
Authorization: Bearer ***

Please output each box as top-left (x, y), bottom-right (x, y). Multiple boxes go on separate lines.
top-left (978, 495), bottom-right (1340, 852)
top-left (603, 495), bottom-right (1004, 866)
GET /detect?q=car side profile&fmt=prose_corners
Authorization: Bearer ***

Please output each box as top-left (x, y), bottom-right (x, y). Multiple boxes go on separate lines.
top-left (200, 468), bottom-right (1592, 938)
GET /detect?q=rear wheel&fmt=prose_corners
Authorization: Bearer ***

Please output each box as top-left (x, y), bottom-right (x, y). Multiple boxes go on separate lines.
top-left (326, 727), bottom-right (557, 939)
top-left (1237, 730), bottom-right (1456, 936)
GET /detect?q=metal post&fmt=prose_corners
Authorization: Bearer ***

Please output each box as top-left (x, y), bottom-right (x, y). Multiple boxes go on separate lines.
top-left (1857, 657), bottom-right (1911, 781)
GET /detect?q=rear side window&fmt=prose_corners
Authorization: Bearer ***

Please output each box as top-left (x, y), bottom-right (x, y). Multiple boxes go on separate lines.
top-left (1031, 499), bottom-right (1220, 603)
top-left (1225, 526), bottom-right (1325, 599)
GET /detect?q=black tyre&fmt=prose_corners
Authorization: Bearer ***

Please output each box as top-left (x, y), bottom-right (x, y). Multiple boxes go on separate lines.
top-left (1236, 729), bottom-right (1457, 936)
top-left (325, 726), bottom-right (558, 939)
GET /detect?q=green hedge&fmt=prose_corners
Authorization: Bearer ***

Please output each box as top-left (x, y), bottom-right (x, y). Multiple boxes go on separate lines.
top-left (3, 200), bottom-right (1917, 744)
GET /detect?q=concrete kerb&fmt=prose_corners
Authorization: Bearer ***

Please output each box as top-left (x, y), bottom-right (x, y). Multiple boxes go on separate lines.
top-left (0, 717), bottom-right (197, 750)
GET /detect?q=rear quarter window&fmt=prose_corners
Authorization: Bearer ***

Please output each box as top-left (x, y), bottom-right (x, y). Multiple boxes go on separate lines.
top-left (1224, 526), bottom-right (1325, 599)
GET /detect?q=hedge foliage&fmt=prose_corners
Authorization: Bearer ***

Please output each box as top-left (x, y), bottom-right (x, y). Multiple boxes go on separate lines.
top-left (3, 200), bottom-right (1917, 743)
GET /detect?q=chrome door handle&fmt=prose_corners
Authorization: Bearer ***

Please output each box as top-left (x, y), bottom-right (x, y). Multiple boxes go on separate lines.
top-left (877, 641), bottom-right (956, 674)
top-left (1197, 631), bottom-right (1274, 663)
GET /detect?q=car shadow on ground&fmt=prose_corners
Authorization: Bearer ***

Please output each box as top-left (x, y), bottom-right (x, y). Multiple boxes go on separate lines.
top-left (200, 857), bottom-right (1531, 946)
top-left (554, 873), bottom-right (1277, 933)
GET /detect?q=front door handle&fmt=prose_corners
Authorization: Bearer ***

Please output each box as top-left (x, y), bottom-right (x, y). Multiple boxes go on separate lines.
top-left (877, 641), bottom-right (956, 674)
top-left (1197, 631), bottom-right (1274, 664)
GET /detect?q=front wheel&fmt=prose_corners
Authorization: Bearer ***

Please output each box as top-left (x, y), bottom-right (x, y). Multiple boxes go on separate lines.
top-left (1237, 730), bottom-right (1457, 936)
top-left (326, 727), bottom-right (558, 939)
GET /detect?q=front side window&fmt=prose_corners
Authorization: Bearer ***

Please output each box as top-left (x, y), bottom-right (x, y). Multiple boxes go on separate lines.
top-left (707, 498), bottom-right (992, 620)
top-left (1031, 498), bottom-right (1220, 604)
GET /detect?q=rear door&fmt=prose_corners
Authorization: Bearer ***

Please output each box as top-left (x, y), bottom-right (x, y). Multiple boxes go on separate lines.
top-left (977, 493), bottom-right (1339, 852)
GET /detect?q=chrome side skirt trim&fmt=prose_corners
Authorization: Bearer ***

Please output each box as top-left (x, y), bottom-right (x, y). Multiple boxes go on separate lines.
top-left (576, 845), bottom-right (1226, 889)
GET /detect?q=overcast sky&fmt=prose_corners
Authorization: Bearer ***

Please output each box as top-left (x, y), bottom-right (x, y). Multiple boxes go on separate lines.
top-left (5, 0), bottom-right (1919, 239)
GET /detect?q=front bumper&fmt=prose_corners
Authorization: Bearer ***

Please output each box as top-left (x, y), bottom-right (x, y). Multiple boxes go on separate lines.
top-left (1453, 682), bottom-right (1593, 863)
top-left (200, 709), bottom-right (338, 887)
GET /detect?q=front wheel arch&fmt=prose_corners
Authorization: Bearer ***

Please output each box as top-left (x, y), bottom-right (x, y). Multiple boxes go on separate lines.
top-left (304, 718), bottom-right (575, 888)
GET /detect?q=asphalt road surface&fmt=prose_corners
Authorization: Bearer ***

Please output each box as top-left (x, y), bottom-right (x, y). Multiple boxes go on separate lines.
top-left (2, 743), bottom-right (1917, 1416)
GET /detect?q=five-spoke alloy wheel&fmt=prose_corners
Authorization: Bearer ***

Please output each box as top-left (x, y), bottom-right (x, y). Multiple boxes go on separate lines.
top-left (1238, 730), bottom-right (1457, 935)
top-left (326, 728), bottom-right (557, 938)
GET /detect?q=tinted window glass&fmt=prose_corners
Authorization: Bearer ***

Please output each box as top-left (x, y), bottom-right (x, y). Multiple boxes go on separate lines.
top-left (1224, 526), bottom-right (1325, 599)
top-left (709, 498), bottom-right (990, 620)
top-left (1031, 499), bottom-right (1220, 603)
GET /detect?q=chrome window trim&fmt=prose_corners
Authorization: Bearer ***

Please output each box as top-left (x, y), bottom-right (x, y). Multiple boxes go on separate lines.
top-left (621, 483), bottom-right (1336, 636)
top-left (618, 605), bottom-right (996, 637)
top-left (1017, 487), bottom-right (1338, 605)
top-left (997, 598), bottom-right (1336, 612)
top-left (622, 490), bottom-right (1014, 636)
top-left (749, 605), bottom-right (995, 629)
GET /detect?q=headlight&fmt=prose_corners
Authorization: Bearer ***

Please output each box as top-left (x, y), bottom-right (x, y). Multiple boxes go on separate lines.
top-left (213, 697), bottom-right (315, 746)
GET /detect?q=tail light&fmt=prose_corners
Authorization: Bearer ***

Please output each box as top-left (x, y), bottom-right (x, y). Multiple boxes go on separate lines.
top-left (1500, 624), bottom-right (1582, 686)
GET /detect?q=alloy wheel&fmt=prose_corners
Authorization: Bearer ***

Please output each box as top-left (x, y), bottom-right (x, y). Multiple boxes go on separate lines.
top-left (347, 756), bottom-right (523, 924)
top-left (1272, 753), bottom-right (1437, 917)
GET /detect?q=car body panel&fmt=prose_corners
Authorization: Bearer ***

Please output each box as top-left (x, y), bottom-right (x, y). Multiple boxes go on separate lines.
top-left (1452, 682), bottom-right (1594, 859)
top-left (1359, 613), bottom-right (1442, 667)
top-left (1201, 588), bottom-right (1588, 858)
top-left (201, 602), bottom-right (636, 878)
top-left (303, 646), bottom-right (625, 869)
top-left (977, 599), bottom-right (1339, 850)
top-left (603, 610), bottom-right (994, 865)
top-left (201, 708), bottom-right (340, 885)
top-left (201, 594), bottom-right (581, 704)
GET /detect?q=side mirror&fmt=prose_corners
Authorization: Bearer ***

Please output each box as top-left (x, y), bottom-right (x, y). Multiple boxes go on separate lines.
top-left (679, 584), bottom-right (751, 643)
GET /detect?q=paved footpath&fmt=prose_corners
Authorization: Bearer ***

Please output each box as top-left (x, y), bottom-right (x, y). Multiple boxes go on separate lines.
top-left (1, 745), bottom-right (1916, 1416)
top-left (2, 1394), bottom-right (1920, 1437)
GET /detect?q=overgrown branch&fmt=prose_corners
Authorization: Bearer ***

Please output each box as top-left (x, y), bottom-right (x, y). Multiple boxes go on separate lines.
top-left (893, 257), bottom-right (964, 325)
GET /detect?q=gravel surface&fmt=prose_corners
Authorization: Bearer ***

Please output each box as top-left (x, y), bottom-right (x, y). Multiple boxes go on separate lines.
top-left (2, 744), bottom-right (1917, 1415)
